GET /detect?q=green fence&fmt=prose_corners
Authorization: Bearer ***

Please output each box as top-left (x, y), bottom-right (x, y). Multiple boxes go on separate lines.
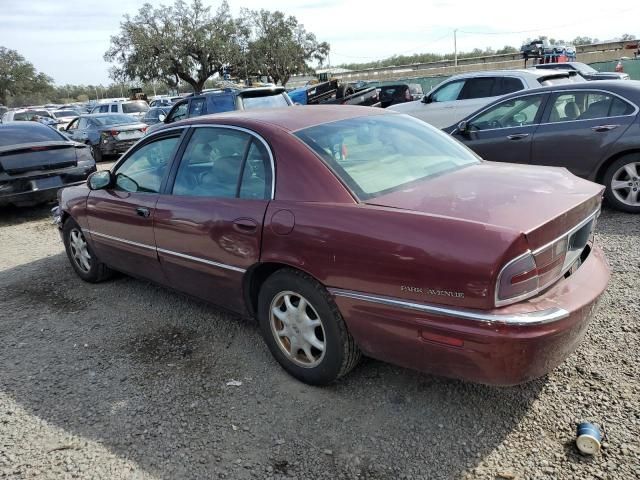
top-left (591, 58), bottom-right (640, 80)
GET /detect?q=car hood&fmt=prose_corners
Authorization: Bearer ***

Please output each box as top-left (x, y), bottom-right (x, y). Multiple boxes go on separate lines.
top-left (364, 161), bottom-right (604, 249)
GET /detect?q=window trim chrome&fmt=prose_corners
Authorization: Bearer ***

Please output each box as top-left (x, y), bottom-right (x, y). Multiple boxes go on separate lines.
top-left (452, 88), bottom-right (639, 135)
top-left (328, 288), bottom-right (569, 325)
top-left (494, 209), bottom-right (600, 307)
top-left (146, 123), bottom-right (276, 200)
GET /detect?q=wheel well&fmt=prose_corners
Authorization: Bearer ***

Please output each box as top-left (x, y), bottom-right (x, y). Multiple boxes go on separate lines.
top-left (242, 262), bottom-right (312, 317)
top-left (596, 150), bottom-right (640, 184)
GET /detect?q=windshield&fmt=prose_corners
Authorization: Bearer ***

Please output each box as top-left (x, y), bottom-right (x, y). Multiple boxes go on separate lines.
top-left (0, 124), bottom-right (64, 147)
top-left (241, 93), bottom-right (289, 110)
top-left (122, 101), bottom-right (149, 113)
top-left (295, 114), bottom-right (480, 200)
top-left (54, 110), bottom-right (80, 117)
top-left (91, 114), bottom-right (137, 126)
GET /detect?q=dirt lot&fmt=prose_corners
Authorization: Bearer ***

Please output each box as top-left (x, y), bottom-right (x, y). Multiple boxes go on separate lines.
top-left (0, 189), bottom-right (639, 479)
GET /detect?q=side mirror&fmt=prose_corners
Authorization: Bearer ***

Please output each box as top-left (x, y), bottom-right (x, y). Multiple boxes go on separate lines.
top-left (158, 114), bottom-right (166, 122)
top-left (87, 170), bottom-right (113, 190)
top-left (457, 120), bottom-right (468, 133)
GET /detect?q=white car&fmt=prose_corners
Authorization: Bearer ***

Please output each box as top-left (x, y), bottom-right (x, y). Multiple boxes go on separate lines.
top-left (388, 69), bottom-right (583, 129)
top-left (90, 100), bottom-right (150, 121)
top-left (52, 109), bottom-right (81, 130)
top-left (1, 108), bottom-right (57, 124)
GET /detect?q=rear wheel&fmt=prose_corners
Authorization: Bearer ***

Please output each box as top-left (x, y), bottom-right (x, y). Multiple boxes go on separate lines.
top-left (63, 218), bottom-right (112, 282)
top-left (603, 155), bottom-right (640, 213)
top-left (258, 269), bottom-right (361, 385)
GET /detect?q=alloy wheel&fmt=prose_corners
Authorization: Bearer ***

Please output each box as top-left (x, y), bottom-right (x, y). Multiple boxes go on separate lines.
top-left (269, 291), bottom-right (326, 368)
top-left (611, 161), bottom-right (640, 206)
top-left (69, 228), bottom-right (91, 273)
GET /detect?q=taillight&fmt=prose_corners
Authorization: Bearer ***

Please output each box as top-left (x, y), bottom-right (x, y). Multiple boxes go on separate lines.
top-left (495, 212), bottom-right (597, 307)
top-left (139, 127), bottom-right (147, 133)
top-left (405, 89), bottom-right (411, 101)
top-left (110, 130), bottom-right (120, 136)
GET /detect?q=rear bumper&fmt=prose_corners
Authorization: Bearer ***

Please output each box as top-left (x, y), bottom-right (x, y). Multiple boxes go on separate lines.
top-left (100, 139), bottom-right (137, 156)
top-left (0, 164), bottom-right (95, 207)
top-left (331, 246), bottom-right (610, 385)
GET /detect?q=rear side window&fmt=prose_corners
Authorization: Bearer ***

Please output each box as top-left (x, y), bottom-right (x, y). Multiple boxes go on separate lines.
top-left (241, 93), bottom-right (289, 110)
top-left (0, 124), bottom-right (64, 147)
top-left (206, 95), bottom-right (236, 113)
top-left (493, 77), bottom-right (524, 96)
top-left (459, 77), bottom-right (496, 100)
top-left (168, 101), bottom-right (188, 122)
top-left (548, 91), bottom-right (635, 122)
top-left (110, 105), bottom-right (118, 113)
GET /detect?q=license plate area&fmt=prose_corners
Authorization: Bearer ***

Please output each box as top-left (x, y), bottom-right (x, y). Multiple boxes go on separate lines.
top-left (116, 131), bottom-right (142, 141)
top-left (31, 176), bottom-right (63, 190)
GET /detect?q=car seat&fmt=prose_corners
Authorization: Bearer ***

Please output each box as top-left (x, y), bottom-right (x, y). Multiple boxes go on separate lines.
top-left (579, 100), bottom-right (609, 120)
top-left (564, 102), bottom-right (580, 120)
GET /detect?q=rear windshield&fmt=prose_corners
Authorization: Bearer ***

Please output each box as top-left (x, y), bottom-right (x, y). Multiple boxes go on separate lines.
top-left (241, 93), bottom-right (289, 110)
top-left (91, 114), bottom-right (137, 126)
top-left (539, 76), bottom-right (575, 86)
top-left (122, 101), bottom-right (149, 113)
top-left (0, 124), bottom-right (64, 147)
top-left (295, 114), bottom-right (479, 200)
top-left (380, 86), bottom-right (406, 98)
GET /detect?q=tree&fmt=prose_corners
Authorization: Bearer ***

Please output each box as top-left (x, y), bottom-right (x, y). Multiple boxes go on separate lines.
top-left (244, 9), bottom-right (329, 85)
top-left (620, 33), bottom-right (636, 41)
top-left (572, 36), bottom-right (597, 46)
top-left (0, 47), bottom-right (53, 106)
top-left (105, 0), bottom-right (248, 93)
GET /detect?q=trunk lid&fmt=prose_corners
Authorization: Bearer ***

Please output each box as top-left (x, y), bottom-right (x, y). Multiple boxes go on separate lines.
top-left (0, 141), bottom-right (80, 174)
top-left (99, 123), bottom-right (147, 142)
top-left (364, 162), bottom-right (603, 249)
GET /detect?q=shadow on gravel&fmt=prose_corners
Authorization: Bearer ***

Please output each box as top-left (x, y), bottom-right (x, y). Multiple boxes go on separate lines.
top-left (0, 254), bottom-right (546, 480)
top-left (0, 203), bottom-right (54, 227)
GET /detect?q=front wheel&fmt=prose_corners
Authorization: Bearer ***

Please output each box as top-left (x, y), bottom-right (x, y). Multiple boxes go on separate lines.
top-left (603, 155), bottom-right (640, 213)
top-left (63, 218), bottom-right (113, 282)
top-left (258, 269), bottom-right (361, 385)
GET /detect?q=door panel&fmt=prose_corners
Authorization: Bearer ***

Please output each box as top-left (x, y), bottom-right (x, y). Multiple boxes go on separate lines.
top-left (452, 93), bottom-right (547, 164)
top-left (154, 126), bottom-right (273, 313)
top-left (154, 197), bottom-right (268, 312)
top-left (86, 190), bottom-right (163, 281)
top-left (532, 91), bottom-right (636, 178)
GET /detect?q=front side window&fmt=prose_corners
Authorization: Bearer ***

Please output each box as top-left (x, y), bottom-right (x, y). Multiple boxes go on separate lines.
top-left (295, 115), bottom-right (480, 200)
top-left (168, 101), bottom-right (188, 123)
top-left (469, 94), bottom-right (544, 130)
top-left (172, 127), bottom-right (270, 199)
top-left (110, 105), bottom-right (118, 113)
top-left (66, 118), bottom-right (79, 130)
top-left (548, 91), bottom-right (635, 123)
top-left (114, 136), bottom-right (180, 193)
top-left (78, 118), bottom-right (88, 129)
top-left (431, 80), bottom-right (465, 103)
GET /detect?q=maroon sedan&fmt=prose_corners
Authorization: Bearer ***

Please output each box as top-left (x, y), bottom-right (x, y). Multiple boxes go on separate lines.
top-left (53, 106), bottom-right (610, 386)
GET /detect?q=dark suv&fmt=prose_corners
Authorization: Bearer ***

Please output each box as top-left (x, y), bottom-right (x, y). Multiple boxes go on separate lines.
top-left (146, 87), bottom-right (293, 135)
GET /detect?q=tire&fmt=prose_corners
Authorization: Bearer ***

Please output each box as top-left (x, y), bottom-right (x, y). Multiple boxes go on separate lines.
top-left (336, 84), bottom-right (355, 100)
top-left (257, 269), bottom-right (361, 385)
top-left (91, 145), bottom-right (103, 163)
top-left (603, 155), bottom-right (640, 213)
top-left (63, 218), bottom-right (113, 282)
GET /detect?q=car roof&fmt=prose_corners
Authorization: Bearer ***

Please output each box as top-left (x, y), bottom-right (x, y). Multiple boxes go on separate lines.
top-left (176, 105), bottom-right (388, 132)
top-left (447, 68), bottom-right (569, 81)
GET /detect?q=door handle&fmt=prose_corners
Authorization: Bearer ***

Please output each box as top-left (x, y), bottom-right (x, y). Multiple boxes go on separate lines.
top-left (507, 133), bottom-right (530, 140)
top-left (591, 125), bottom-right (619, 132)
top-left (233, 218), bottom-right (258, 233)
top-left (136, 207), bottom-right (150, 218)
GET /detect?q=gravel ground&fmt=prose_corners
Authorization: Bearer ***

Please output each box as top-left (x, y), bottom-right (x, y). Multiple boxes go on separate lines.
top-left (0, 196), bottom-right (638, 479)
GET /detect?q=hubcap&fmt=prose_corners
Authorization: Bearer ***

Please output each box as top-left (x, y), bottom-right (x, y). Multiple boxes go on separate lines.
top-left (611, 161), bottom-right (640, 206)
top-left (69, 228), bottom-right (91, 273)
top-left (269, 291), bottom-right (326, 368)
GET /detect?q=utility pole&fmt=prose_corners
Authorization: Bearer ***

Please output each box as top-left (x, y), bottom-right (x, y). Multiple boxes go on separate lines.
top-left (454, 29), bottom-right (458, 67)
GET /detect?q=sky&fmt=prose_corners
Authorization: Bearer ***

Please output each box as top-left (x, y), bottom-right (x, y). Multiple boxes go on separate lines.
top-left (0, 0), bottom-right (638, 85)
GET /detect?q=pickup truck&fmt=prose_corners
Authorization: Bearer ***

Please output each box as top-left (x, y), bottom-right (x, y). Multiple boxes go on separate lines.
top-left (288, 78), bottom-right (380, 107)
